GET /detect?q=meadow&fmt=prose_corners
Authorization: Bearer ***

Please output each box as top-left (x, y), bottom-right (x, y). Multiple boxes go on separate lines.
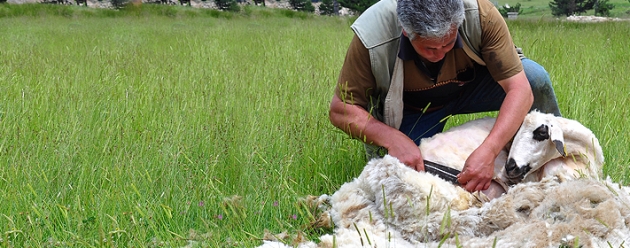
top-left (0, 4), bottom-right (629, 247)
top-left (496, 0), bottom-right (630, 18)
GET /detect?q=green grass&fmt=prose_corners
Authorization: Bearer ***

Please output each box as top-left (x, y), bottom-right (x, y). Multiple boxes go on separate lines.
top-left (0, 5), bottom-right (629, 247)
top-left (496, 0), bottom-right (630, 18)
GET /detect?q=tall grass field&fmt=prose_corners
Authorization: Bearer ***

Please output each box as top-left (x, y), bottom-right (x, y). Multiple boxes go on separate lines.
top-left (0, 4), bottom-right (629, 247)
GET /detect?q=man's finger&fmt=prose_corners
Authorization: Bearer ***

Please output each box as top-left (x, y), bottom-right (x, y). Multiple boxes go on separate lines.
top-left (462, 179), bottom-right (475, 192)
top-left (474, 182), bottom-right (486, 192)
top-left (456, 171), bottom-right (470, 185)
top-left (483, 181), bottom-right (491, 191)
top-left (467, 184), bottom-right (477, 192)
top-left (416, 161), bottom-right (425, 172)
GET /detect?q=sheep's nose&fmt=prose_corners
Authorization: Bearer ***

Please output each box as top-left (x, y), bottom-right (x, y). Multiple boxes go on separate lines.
top-left (504, 158), bottom-right (531, 185)
top-left (506, 158), bottom-right (517, 172)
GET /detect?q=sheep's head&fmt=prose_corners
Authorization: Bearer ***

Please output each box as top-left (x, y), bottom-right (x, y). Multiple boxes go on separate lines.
top-left (505, 112), bottom-right (566, 185)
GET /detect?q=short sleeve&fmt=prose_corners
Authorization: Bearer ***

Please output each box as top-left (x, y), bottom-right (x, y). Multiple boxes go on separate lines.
top-left (335, 34), bottom-right (377, 109)
top-left (478, 0), bottom-right (523, 81)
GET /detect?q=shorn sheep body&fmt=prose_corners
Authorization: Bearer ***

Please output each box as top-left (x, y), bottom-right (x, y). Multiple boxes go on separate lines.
top-left (420, 111), bottom-right (604, 187)
top-left (259, 112), bottom-right (627, 247)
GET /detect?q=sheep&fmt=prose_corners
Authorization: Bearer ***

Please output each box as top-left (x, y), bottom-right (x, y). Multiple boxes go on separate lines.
top-left (258, 112), bottom-right (613, 247)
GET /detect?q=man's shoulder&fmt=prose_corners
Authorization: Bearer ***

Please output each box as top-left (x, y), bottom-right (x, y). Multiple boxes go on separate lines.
top-left (477, 0), bottom-right (502, 19)
top-left (351, 0), bottom-right (401, 49)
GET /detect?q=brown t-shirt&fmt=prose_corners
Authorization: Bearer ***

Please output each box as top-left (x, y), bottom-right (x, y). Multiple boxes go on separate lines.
top-left (335, 0), bottom-right (523, 111)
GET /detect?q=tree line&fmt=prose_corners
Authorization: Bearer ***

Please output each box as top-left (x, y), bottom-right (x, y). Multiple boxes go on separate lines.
top-left (0, 0), bottom-right (624, 17)
top-left (208, 0), bottom-right (621, 17)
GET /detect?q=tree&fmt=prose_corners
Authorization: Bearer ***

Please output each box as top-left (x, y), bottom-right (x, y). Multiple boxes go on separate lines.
top-left (549, 0), bottom-right (596, 16)
top-left (214, 0), bottom-right (240, 11)
top-left (594, 0), bottom-right (614, 16)
top-left (337, 0), bottom-right (376, 14)
top-left (289, 0), bottom-right (315, 12)
top-left (319, 0), bottom-right (338, 15)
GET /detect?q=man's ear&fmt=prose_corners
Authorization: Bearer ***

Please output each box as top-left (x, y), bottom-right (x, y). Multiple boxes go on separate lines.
top-left (402, 29), bottom-right (408, 37)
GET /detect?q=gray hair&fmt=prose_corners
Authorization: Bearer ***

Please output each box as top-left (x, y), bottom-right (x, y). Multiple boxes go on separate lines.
top-left (397, 0), bottom-right (465, 40)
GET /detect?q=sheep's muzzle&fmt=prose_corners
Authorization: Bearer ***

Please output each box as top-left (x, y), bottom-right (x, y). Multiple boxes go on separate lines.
top-left (505, 158), bottom-right (531, 185)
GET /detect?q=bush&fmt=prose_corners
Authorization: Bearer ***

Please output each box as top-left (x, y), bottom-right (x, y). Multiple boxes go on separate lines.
top-left (337, 0), bottom-right (375, 14)
top-left (319, 0), bottom-right (338, 15)
top-left (289, 0), bottom-right (315, 12)
top-left (111, 0), bottom-right (130, 9)
top-left (498, 3), bottom-right (522, 17)
top-left (214, 0), bottom-right (241, 12)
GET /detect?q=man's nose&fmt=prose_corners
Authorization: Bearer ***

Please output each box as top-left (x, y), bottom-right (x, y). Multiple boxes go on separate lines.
top-left (432, 50), bottom-right (446, 61)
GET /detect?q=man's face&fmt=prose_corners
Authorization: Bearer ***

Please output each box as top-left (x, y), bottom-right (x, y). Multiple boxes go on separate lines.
top-left (407, 27), bottom-right (458, 63)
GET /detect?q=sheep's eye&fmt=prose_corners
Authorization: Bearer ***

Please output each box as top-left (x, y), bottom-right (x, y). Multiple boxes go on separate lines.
top-left (532, 124), bottom-right (549, 141)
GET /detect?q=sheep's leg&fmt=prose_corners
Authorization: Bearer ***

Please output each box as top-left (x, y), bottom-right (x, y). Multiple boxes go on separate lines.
top-left (481, 180), bottom-right (507, 200)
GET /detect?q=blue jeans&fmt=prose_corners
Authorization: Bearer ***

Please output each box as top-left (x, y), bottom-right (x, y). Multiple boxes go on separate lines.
top-left (399, 58), bottom-right (561, 145)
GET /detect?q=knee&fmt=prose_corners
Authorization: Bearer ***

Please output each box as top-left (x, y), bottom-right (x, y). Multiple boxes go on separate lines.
top-left (522, 59), bottom-right (552, 91)
top-left (522, 59), bottom-right (562, 116)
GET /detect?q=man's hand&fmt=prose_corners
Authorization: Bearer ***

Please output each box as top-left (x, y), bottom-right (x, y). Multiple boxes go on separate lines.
top-left (455, 70), bottom-right (533, 192)
top-left (457, 146), bottom-right (496, 192)
top-left (386, 135), bottom-right (425, 172)
top-left (329, 95), bottom-right (426, 172)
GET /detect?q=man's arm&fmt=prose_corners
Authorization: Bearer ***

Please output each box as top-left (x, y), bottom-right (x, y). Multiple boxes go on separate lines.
top-left (329, 95), bottom-right (425, 171)
top-left (457, 70), bottom-right (533, 192)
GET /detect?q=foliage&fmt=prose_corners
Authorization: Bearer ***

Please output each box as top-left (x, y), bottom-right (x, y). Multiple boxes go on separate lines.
top-left (549, 0), bottom-right (596, 16)
top-left (594, 0), bottom-right (615, 16)
top-left (111, 0), bottom-right (130, 9)
top-left (0, 0), bottom-right (6, 3)
top-left (337, 0), bottom-right (376, 14)
top-left (289, 0), bottom-right (315, 12)
top-left (214, 0), bottom-right (241, 12)
top-left (498, 3), bottom-right (523, 17)
top-left (319, 0), bottom-right (337, 15)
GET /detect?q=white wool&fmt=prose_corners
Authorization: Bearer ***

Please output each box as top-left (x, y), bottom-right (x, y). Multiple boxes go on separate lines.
top-left (316, 162), bottom-right (630, 247)
top-left (257, 240), bottom-right (312, 248)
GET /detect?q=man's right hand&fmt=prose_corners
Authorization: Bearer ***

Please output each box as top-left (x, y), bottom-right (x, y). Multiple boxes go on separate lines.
top-left (385, 134), bottom-right (426, 172)
top-left (329, 95), bottom-right (425, 172)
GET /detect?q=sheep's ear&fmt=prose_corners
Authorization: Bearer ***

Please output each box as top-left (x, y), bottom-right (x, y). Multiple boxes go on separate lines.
top-left (549, 124), bottom-right (566, 156)
top-left (553, 140), bottom-right (566, 157)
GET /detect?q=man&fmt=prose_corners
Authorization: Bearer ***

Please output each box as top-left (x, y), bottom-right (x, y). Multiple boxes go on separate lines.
top-left (329, 0), bottom-right (561, 193)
